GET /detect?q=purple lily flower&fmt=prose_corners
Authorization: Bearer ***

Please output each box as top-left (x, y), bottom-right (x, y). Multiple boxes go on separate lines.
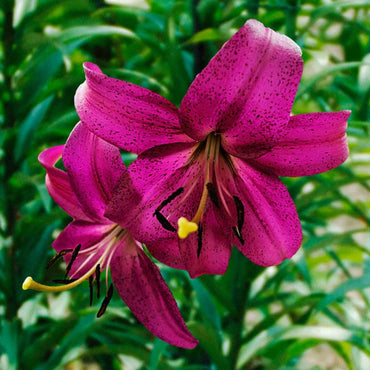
top-left (22, 122), bottom-right (198, 349)
top-left (74, 20), bottom-right (350, 278)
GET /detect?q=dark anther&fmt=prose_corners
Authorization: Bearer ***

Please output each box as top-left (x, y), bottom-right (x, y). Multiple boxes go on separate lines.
top-left (96, 264), bottom-right (101, 299)
top-left (154, 187), bottom-right (184, 213)
top-left (154, 211), bottom-right (176, 232)
top-left (52, 279), bottom-right (77, 284)
top-left (197, 223), bottom-right (203, 258)
top-left (206, 183), bottom-right (219, 208)
top-left (97, 283), bottom-right (114, 318)
top-left (233, 196), bottom-right (244, 231)
top-left (46, 248), bottom-right (73, 269)
top-left (65, 244), bottom-right (81, 278)
top-left (232, 226), bottom-right (245, 245)
top-left (89, 275), bottom-right (94, 306)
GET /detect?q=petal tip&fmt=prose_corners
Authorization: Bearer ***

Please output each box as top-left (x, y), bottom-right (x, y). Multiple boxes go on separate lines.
top-left (83, 61), bottom-right (103, 74)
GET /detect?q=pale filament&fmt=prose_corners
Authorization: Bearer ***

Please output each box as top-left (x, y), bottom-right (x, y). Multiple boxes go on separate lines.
top-left (22, 230), bottom-right (122, 293)
top-left (72, 225), bottom-right (122, 277)
top-left (166, 145), bottom-right (208, 221)
top-left (176, 134), bottom-right (221, 238)
top-left (214, 150), bottom-right (234, 220)
top-left (191, 134), bottom-right (220, 224)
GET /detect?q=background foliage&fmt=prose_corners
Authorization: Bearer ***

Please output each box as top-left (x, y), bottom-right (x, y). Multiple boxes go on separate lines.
top-left (0, 0), bottom-right (369, 369)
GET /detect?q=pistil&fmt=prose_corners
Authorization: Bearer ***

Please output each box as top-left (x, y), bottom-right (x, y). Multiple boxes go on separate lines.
top-left (177, 134), bottom-right (221, 239)
top-left (22, 234), bottom-right (119, 293)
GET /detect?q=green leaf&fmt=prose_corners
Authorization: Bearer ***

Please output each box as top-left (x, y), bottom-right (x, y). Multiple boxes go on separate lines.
top-left (0, 318), bottom-right (21, 370)
top-left (187, 322), bottom-right (228, 369)
top-left (149, 338), bottom-right (167, 370)
top-left (53, 25), bottom-right (137, 44)
top-left (14, 96), bottom-right (54, 162)
top-left (316, 263), bottom-right (370, 311)
top-left (36, 314), bottom-right (101, 370)
top-left (237, 325), bottom-right (369, 369)
top-left (190, 279), bottom-right (221, 332)
top-left (185, 28), bottom-right (222, 44)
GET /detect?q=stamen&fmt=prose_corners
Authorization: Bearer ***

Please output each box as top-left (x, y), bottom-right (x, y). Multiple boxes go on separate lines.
top-left (232, 226), bottom-right (245, 245)
top-left (178, 217), bottom-right (198, 239)
top-left (47, 249), bottom-right (73, 269)
top-left (65, 244), bottom-right (81, 278)
top-left (89, 275), bottom-right (94, 306)
top-left (176, 134), bottom-right (221, 239)
top-left (96, 264), bottom-right (101, 299)
top-left (233, 196), bottom-right (245, 231)
top-left (155, 211), bottom-right (176, 232)
top-left (22, 237), bottom-right (117, 293)
top-left (97, 283), bottom-right (114, 318)
top-left (155, 187), bottom-right (184, 213)
top-left (197, 223), bottom-right (203, 257)
top-left (206, 183), bottom-right (219, 208)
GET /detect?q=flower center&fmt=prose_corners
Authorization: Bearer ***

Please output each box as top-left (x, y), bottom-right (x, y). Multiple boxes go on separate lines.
top-left (22, 225), bottom-right (124, 298)
top-left (176, 133), bottom-right (221, 239)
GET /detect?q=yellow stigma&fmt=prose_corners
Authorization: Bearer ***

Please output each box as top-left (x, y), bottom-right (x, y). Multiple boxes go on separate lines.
top-left (177, 217), bottom-right (198, 239)
top-left (21, 237), bottom-right (117, 293)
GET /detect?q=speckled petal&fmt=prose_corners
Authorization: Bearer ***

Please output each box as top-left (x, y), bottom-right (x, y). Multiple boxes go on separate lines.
top-left (178, 200), bottom-right (233, 278)
top-left (63, 122), bottom-right (126, 223)
top-left (111, 235), bottom-right (198, 349)
top-left (232, 158), bottom-right (302, 266)
top-left (106, 142), bottom-right (200, 269)
top-left (52, 220), bottom-right (114, 278)
top-left (250, 111), bottom-right (351, 176)
top-left (179, 19), bottom-right (303, 151)
top-left (75, 62), bottom-right (193, 154)
top-left (38, 146), bottom-right (90, 221)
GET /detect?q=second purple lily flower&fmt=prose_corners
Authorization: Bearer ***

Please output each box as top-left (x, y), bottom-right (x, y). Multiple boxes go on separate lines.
top-left (75, 20), bottom-right (350, 278)
top-left (23, 122), bottom-right (198, 349)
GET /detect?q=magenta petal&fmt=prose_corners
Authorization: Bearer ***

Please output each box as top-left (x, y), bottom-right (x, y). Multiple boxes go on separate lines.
top-left (178, 202), bottom-right (232, 278)
top-left (251, 111), bottom-right (351, 176)
top-left (106, 143), bottom-right (198, 268)
top-left (53, 220), bottom-right (114, 278)
top-left (180, 19), bottom-right (303, 148)
top-left (75, 62), bottom-right (193, 154)
top-left (232, 158), bottom-right (302, 266)
top-left (110, 236), bottom-right (198, 349)
top-left (63, 122), bottom-right (126, 222)
top-left (38, 146), bottom-right (90, 221)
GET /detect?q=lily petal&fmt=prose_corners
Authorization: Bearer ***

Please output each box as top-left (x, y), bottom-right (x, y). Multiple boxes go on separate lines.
top-left (179, 19), bottom-right (303, 149)
top-left (178, 200), bottom-right (233, 278)
top-left (38, 146), bottom-right (90, 221)
top-left (232, 158), bottom-right (302, 266)
top-left (52, 220), bottom-right (114, 278)
top-left (75, 62), bottom-right (193, 154)
top-left (63, 122), bottom-right (126, 222)
top-left (106, 142), bottom-right (199, 269)
top-left (251, 111), bottom-right (351, 176)
top-left (111, 235), bottom-right (198, 349)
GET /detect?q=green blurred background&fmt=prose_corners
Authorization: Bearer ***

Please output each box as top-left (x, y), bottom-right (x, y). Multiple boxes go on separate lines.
top-left (0, 0), bottom-right (369, 369)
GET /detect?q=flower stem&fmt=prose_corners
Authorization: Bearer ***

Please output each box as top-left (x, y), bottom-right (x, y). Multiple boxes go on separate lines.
top-left (227, 252), bottom-right (264, 369)
top-left (285, 0), bottom-right (300, 41)
top-left (1, 0), bottom-right (18, 321)
top-left (192, 0), bottom-right (206, 76)
top-left (246, 0), bottom-right (260, 16)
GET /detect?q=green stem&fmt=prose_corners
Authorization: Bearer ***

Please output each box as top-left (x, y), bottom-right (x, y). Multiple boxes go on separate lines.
top-left (228, 284), bottom-right (249, 369)
top-left (1, 0), bottom-right (18, 321)
top-left (285, 1), bottom-right (300, 41)
top-left (246, 0), bottom-right (260, 16)
top-left (192, 0), bottom-right (206, 76)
